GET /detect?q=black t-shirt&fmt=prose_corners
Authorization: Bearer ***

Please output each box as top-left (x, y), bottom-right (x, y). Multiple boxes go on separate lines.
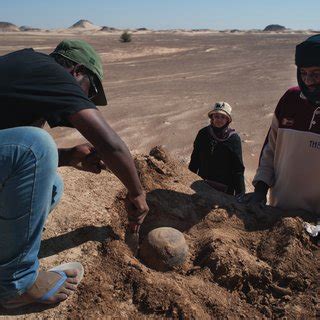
top-left (0, 48), bottom-right (97, 129)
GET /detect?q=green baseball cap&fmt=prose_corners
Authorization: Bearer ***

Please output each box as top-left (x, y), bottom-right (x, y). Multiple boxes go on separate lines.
top-left (50, 39), bottom-right (107, 106)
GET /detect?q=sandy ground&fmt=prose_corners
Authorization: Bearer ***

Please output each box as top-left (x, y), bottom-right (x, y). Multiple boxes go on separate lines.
top-left (0, 31), bottom-right (309, 187)
top-left (1, 149), bottom-right (319, 319)
top-left (0, 31), bottom-right (319, 319)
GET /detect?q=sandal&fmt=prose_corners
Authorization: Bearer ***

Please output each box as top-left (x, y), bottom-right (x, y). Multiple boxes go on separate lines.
top-left (2, 262), bottom-right (84, 309)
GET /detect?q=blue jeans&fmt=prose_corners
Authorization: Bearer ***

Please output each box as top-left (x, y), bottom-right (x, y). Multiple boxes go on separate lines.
top-left (0, 127), bottom-right (63, 302)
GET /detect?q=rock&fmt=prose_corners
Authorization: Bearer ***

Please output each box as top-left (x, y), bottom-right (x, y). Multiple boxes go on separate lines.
top-left (140, 227), bottom-right (189, 271)
top-left (270, 284), bottom-right (292, 297)
top-left (149, 145), bottom-right (170, 163)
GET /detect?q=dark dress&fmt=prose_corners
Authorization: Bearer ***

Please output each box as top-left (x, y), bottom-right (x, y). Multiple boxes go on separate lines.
top-left (189, 125), bottom-right (245, 195)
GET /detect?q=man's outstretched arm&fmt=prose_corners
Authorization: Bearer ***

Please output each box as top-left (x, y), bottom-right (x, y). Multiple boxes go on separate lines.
top-left (66, 108), bottom-right (149, 220)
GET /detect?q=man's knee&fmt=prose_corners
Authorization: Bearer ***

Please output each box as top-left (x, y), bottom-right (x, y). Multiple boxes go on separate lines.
top-left (0, 127), bottom-right (58, 179)
top-left (25, 128), bottom-right (58, 163)
top-left (11, 127), bottom-right (58, 170)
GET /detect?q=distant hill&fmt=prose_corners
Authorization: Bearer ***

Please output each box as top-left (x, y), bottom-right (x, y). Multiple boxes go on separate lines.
top-left (100, 26), bottom-right (118, 32)
top-left (20, 25), bottom-right (42, 32)
top-left (263, 24), bottom-right (286, 32)
top-left (69, 19), bottom-right (100, 30)
top-left (0, 21), bottom-right (19, 31)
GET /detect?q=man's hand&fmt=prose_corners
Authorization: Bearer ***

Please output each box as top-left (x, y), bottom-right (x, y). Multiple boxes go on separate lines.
top-left (125, 192), bottom-right (149, 228)
top-left (237, 191), bottom-right (267, 205)
top-left (237, 181), bottom-right (268, 205)
top-left (59, 144), bottom-right (106, 173)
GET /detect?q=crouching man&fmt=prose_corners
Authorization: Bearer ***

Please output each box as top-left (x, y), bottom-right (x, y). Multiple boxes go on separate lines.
top-left (0, 40), bottom-right (148, 308)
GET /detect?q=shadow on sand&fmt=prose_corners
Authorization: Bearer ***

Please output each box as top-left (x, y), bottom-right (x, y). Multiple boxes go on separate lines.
top-left (0, 226), bottom-right (120, 316)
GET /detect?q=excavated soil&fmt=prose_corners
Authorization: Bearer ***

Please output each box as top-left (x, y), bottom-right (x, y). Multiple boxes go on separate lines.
top-left (1, 148), bottom-right (319, 319)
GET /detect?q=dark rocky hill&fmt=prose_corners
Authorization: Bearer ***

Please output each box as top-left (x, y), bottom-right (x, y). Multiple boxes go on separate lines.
top-left (264, 24), bottom-right (286, 32)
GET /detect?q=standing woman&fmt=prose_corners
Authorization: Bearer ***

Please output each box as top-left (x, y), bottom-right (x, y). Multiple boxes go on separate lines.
top-left (189, 102), bottom-right (245, 196)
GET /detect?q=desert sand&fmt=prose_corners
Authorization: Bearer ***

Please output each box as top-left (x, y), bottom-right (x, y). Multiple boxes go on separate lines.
top-left (0, 30), bottom-right (309, 183)
top-left (0, 30), bottom-right (319, 319)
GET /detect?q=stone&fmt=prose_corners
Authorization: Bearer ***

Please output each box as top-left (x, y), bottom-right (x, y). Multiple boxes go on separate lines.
top-left (140, 227), bottom-right (189, 271)
top-left (149, 145), bottom-right (170, 163)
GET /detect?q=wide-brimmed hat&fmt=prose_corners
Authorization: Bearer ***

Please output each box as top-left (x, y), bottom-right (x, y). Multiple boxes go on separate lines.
top-left (208, 102), bottom-right (232, 121)
top-left (50, 39), bottom-right (107, 106)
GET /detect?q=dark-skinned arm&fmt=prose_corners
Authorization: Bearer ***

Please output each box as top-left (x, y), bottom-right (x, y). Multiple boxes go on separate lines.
top-left (66, 108), bottom-right (149, 221)
top-left (58, 144), bottom-right (106, 173)
top-left (67, 109), bottom-right (141, 194)
top-left (58, 147), bottom-right (75, 167)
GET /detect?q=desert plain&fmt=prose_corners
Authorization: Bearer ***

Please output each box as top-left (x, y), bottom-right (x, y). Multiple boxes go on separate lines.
top-left (0, 30), bottom-right (308, 184)
top-left (0, 30), bottom-right (319, 319)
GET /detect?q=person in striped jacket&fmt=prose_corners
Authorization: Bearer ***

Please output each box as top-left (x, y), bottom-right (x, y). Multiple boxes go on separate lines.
top-left (247, 34), bottom-right (320, 216)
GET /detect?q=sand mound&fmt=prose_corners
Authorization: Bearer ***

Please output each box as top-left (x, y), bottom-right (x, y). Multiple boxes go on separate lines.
top-left (69, 19), bottom-right (101, 30)
top-left (1, 149), bottom-right (318, 318)
top-left (0, 22), bottom-right (19, 32)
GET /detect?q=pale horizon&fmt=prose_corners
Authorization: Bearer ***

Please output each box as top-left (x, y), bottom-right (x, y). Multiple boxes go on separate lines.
top-left (0, 0), bottom-right (319, 31)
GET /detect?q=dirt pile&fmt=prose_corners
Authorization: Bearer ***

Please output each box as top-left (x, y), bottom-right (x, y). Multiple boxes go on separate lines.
top-left (1, 147), bottom-right (319, 319)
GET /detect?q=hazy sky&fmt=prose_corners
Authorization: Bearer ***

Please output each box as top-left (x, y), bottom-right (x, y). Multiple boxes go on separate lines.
top-left (1, 0), bottom-right (319, 30)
